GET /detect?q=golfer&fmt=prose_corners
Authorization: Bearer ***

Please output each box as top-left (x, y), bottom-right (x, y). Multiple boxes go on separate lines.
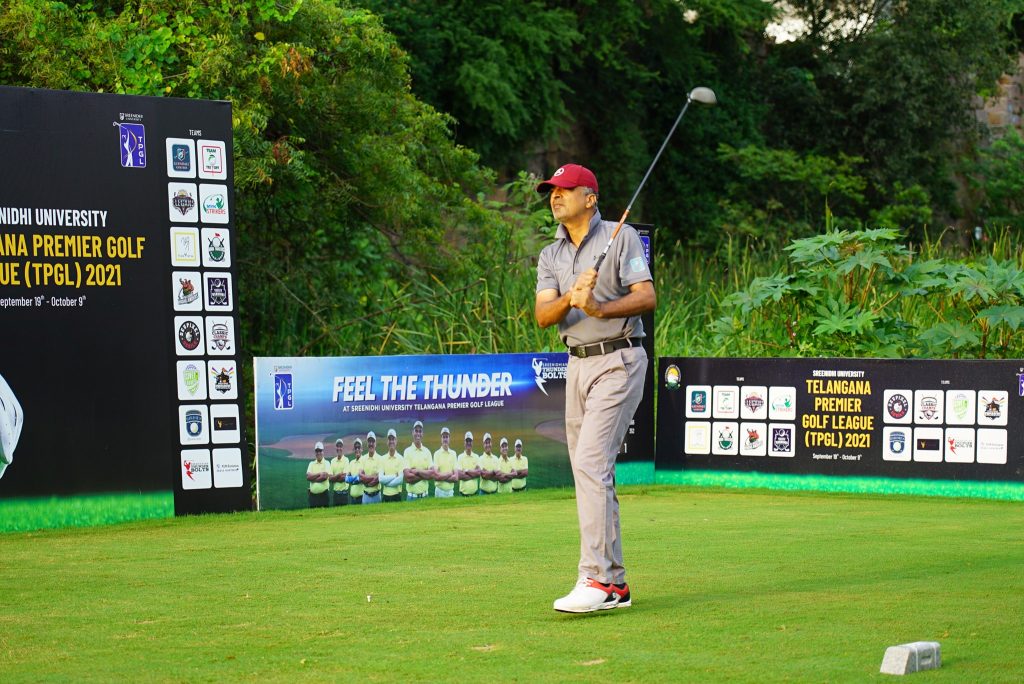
top-left (431, 426), bottom-right (458, 498)
top-left (305, 441), bottom-right (331, 508)
top-left (346, 438), bottom-right (365, 504)
top-left (358, 431), bottom-right (383, 504)
top-left (510, 439), bottom-right (529, 492)
top-left (495, 437), bottom-right (516, 494)
top-left (477, 433), bottom-right (499, 495)
top-left (380, 428), bottom-right (406, 503)
top-left (329, 438), bottom-right (349, 506)
top-left (457, 431), bottom-right (482, 496)
top-left (403, 421), bottom-right (433, 500)
top-left (535, 163), bottom-right (653, 612)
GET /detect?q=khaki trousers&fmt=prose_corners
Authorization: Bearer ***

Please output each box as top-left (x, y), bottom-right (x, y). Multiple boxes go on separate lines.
top-left (565, 345), bottom-right (647, 584)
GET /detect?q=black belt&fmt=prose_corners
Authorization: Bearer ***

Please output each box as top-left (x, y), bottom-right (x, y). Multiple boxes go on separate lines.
top-left (567, 337), bottom-right (642, 359)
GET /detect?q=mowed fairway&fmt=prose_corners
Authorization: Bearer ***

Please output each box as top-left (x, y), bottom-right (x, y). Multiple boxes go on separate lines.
top-left (1, 486), bottom-right (1022, 682)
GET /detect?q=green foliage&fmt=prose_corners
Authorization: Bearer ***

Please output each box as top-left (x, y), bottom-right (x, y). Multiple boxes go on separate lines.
top-left (966, 128), bottom-right (1024, 231)
top-left (706, 228), bottom-right (1024, 358)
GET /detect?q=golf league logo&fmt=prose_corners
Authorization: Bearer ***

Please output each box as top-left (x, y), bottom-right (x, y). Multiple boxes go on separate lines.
top-left (172, 143), bottom-right (191, 173)
top-left (212, 366), bottom-right (235, 395)
top-left (114, 119), bottom-right (146, 168)
top-left (274, 371), bottom-right (294, 410)
top-left (664, 365), bottom-right (681, 390)
top-left (206, 276), bottom-right (229, 307)
top-left (182, 363), bottom-right (202, 397)
top-left (889, 430), bottom-right (906, 454)
top-left (887, 393), bottom-right (909, 420)
top-left (171, 188), bottom-right (196, 216)
top-left (178, 320), bottom-right (202, 351)
top-left (717, 425), bottom-right (734, 450)
top-left (177, 278), bottom-right (199, 307)
top-left (185, 409), bottom-right (203, 437)
top-left (207, 233), bottom-right (226, 263)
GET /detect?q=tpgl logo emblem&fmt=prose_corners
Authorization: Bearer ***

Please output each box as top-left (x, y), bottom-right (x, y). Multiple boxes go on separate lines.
top-left (207, 233), bottom-right (226, 262)
top-left (183, 363), bottom-right (202, 396)
top-left (185, 409), bottom-right (203, 436)
top-left (172, 144), bottom-right (191, 172)
top-left (172, 189), bottom-right (195, 216)
top-left (177, 278), bottom-right (198, 306)
top-left (178, 320), bottom-right (201, 351)
top-left (212, 367), bottom-right (234, 394)
top-left (889, 430), bottom-right (905, 454)
top-left (274, 373), bottom-right (294, 410)
top-left (207, 277), bottom-right (229, 306)
top-left (114, 122), bottom-right (146, 168)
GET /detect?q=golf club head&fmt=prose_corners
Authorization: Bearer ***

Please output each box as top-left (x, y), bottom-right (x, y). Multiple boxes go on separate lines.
top-left (689, 87), bottom-right (717, 105)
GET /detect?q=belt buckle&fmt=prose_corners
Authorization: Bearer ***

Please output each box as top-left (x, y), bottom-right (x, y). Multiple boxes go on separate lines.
top-left (573, 346), bottom-right (587, 358)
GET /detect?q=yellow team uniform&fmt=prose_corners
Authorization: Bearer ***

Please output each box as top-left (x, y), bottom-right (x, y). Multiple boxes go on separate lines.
top-left (496, 456), bottom-right (516, 493)
top-left (457, 451), bottom-right (480, 495)
top-left (346, 456), bottom-right (364, 498)
top-left (403, 444), bottom-right (433, 496)
top-left (478, 452), bottom-right (500, 494)
top-left (510, 455), bottom-right (529, 491)
top-left (380, 453), bottom-right (407, 497)
top-left (432, 447), bottom-right (458, 493)
top-left (359, 454), bottom-right (383, 496)
top-left (330, 455), bottom-right (350, 495)
top-left (306, 459), bottom-right (330, 494)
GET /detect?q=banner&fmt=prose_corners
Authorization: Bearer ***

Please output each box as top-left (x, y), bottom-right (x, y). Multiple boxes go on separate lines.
top-left (656, 357), bottom-right (1024, 481)
top-left (254, 353), bottom-right (572, 510)
top-left (0, 86), bottom-right (249, 517)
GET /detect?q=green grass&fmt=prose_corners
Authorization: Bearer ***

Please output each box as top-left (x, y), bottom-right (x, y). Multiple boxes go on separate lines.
top-left (2, 486), bottom-right (1022, 682)
top-left (0, 491), bottom-right (173, 533)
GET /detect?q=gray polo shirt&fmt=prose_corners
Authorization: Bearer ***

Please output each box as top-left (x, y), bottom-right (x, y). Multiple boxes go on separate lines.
top-left (536, 210), bottom-right (652, 347)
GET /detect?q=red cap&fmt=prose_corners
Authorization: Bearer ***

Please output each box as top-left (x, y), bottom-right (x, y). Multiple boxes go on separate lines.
top-left (535, 164), bottom-right (599, 194)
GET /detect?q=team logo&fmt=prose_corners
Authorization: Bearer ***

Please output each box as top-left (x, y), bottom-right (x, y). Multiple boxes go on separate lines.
top-left (203, 193), bottom-right (228, 216)
top-left (210, 322), bottom-right (231, 350)
top-left (772, 395), bottom-right (793, 412)
top-left (207, 233), bottom-right (226, 262)
top-left (114, 122), bottom-right (146, 168)
top-left (185, 409), bottom-right (203, 436)
top-left (952, 393), bottom-right (970, 421)
top-left (212, 367), bottom-right (234, 394)
top-left (183, 459), bottom-right (209, 481)
top-left (182, 363), bottom-right (202, 396)
top-left (201, 144), bottom-right (224, 175)
top-left (173, 231), bottom-right (198, 264)
top-left (744, 428), bottom-right (761, 449)
top-left (172, 144), bottom-right (191, 172)
top-left (889, 431), bottom-right (906, 454)
top-left (744, 393), bottom-right (764, 412)
top-left (887, 393), bottom-right (909, 419)
top-left (171, 189), bottom-right (196, 216)
top-left (531, 357), bottom-right (566, 396)
top-left (207, 276), bottom-right (229, 306)
top-left (177, 278), bottom-right (199, 306)
top-left (664, 365), bottom-right (680, 390)
top-left (274, 373), bottom-right (294, 410)
top-left (918, 395), bottom-right (939, 420)
top-left (717, 426), bottom-right (734, 450)
top-left (981, 395), bottom-right (1003, 420)
top-left (553, 166), bottom-right (566, 177)
top-left (691, 390), bottom-right (707, 414)
top-left (771, 427), bottom-right (791, 452)
top-left (916, 438), bottom-right (941, 450)
top-left (178, 320), bottom-right (202, 351)
top-left (214, 416), bottom-right (238, 432)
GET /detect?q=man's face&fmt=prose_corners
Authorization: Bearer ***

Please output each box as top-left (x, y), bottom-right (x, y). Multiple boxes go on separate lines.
top-left (354, 443), bottom-right (363, 457)
top-left (315, 449), bottom-right (323, 461)
top-left (549, 185), bottom-right (594, 224)
top-left (500, 443), bottom-right (508, 457)
top-left (483, 438), bottom-right (492, 453)
top-left (515, 444), bottom-right (523, 457)
top-left (413, 426), bottom-right (423, 445)
top-left (441, 433), bottom-right (450, 448)
top-left (336, 444), bottom-right (344, 456)
top-left (388, 435), bottom-right (397, 452)
top-left (367, 438), bottom-right (376, 453)
top-left (464, 438), bottom-right (473, 453)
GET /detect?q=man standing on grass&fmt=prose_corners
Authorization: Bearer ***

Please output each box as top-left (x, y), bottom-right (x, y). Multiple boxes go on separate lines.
top-left (403, 421), bottom-right (434, 500)
top-left (432, 426), bottom-right (459, 498)
top-left (510, 439), bottom-right (529, 492)
top-left (329, 438), bottom-right (349, 506)
top-left (457, 432), bottom-right (482, 497)
top-left (535, 163), bottom-right (653, 613)
top-left (346, 438), bottom-right (365, 504)
top-left (380, 429), bottom-right (406, 503)
top-left (477, 433), bottom-right (499, 495)
top-left (306, 441), bottom-right (331, 508)
top-left (495, 437), bottom-right (516, 494)
top-left (358, 432), bottom-right (383, 504)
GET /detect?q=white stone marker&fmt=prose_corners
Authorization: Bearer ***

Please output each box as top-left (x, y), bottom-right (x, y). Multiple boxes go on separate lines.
top-left (880, 641), bottom-right (942, 675)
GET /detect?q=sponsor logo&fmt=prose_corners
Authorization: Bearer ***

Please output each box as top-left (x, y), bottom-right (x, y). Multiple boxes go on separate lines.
top-left (664, 365), bottom-right (680, 390)
top-left (207, 232), bottom-right (226, 263)
top-left (185, 409), bottom-right (203, 437)
top-left (531, 357), bottom-right (567, 396)
top-left (717, 425), bottom-right (734, 450)
top-left (182, 363), bottom-right (202, 397)
top-left (214, 416), bottom-right (238, 432)
top-left (980, 395), bottom-right (1003, 421)
top-left (114, 122), bottom-right (146, 168)
top-left (212, 366), bottom-right (234, 394)
top-left (206, 276), bottom-right (229, 307)
top-left (172, 144), bottom-right (191, 172)
top-left (889, 431), bottom-right (906, 454)
top-left (916, 438), bottom-right (941, 451)
top-left (952, 393), bottom-right (970, 421)
top-left (201, 144), bottom-right (224, 175)
top-left (177, 278), bottom-right (199, 306)
top-left (171, 189), bottom-right (196, 216)
top-left (887, 393), bottom-right (909, 419)
top-left (178, 320), bottom-right (202, 351)
top-left (274, 373), bottom-right (294, 410)
top-left (743, 393), bottom-right (764, 413)
top-left (691, 390), bottom-right (708, 414)
top-left (210, 321), bottom-right (230, 350)
top-left (771, 427), bottom-right (791, 452)
top-left (918, 395), bottom-right (939, 420)
top-left (744, 427), bottom-right (761, 450)
top-left (203, 193), bottom-right (228, 216)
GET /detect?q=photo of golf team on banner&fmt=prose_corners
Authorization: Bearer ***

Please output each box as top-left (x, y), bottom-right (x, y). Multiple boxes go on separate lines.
top-left (254, 353), bottom-right (571, 510)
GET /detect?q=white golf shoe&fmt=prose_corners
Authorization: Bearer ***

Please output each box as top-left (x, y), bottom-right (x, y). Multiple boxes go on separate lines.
top-left (553, 577), bottom-right (620, 613)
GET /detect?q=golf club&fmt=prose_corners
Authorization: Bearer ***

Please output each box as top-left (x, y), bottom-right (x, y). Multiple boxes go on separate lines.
top-left (592, 86), bottom-right (717, 273)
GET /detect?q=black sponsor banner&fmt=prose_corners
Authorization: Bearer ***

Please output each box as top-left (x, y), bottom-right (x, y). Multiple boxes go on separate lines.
top-left (0, 86), bottom-right (249, 514)
top-left (656, 357), bottom-right (1024, 482)
top-left (618, 224), bottom-right (654, 462)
